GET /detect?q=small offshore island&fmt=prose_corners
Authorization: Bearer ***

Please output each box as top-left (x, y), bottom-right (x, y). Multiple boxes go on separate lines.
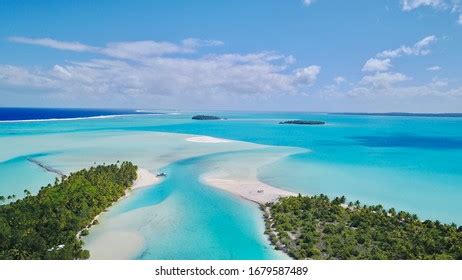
top-left (0, 162), bottom-right (138, 259)
top-left (262, 195), bottom-right (462, 260)
top-left (192, 115), bottom-right (224, 120)
top-left (279, 120), bottom-right (325, 125)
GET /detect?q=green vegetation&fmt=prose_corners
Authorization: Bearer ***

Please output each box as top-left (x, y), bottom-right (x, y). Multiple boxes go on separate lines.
top-left (279, 120), bottom-right (325, 125)
top-left (192, 115), bottom-right (223, 120)
top-left (263, 194), bottom-right (462, 260)
top-left (0, 162), bottom-right (137, 260)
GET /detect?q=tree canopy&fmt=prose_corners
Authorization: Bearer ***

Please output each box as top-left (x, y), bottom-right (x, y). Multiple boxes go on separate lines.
top-left (0, 162), bottom-right (137, 260)
top-left (264, 194), bottom-right (462, 260)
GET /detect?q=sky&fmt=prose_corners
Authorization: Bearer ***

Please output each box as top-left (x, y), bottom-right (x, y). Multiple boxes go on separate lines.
top-left (0, 0), bottom-right (461, 112)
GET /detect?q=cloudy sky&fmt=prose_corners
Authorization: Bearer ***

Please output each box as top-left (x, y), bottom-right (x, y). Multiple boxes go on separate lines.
top-left (1, 0), bottom-right (461, 112)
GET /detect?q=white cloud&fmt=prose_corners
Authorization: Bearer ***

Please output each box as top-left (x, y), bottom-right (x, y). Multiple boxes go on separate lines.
top-left (293, 65), bottom-right (321, 85)
top-left (429, 76), bottom-right (448, 87)
top-left (377, 35), bottom-right (437, 58)
top-left (284, 55), bottom-right (296, 64)
top-left (415, 35), bottom-right (437, 48)
top-left (5, 35), bottom-right (460, 111)
top-left (0, 39), bottom-right (321, 106)
top-left (400, 1), bottom-right (462, 25)
top-left (334, 76), bottom-right (346, 84)
top-left (181, 38), bottom-right (224, 48)
top-left (101, 41), bottom-right (186, 60)
top-left (0, 65), bottom-right (56, 89)
top-left (362, 58), bottom-right (392, 72)
top-left (346, 84), bottom-right (462, 100)
top-left (303, 0), bottom-right (316, 6)
top-left (359, 35), bottom-right (437, 88)
top-left (8, 36), bottom-right (96, 52)
top-left (401, 0), bottom-right (444, 11)
top-left (328, 75), bottom-right (460, 103)
top-left (360, 72), bottom-right (409, 87)
top-left (427, 65), bottom-right (442, 71)
top-left (8, 36), bottom-right (224, 61)
top-left (450, 1), bottom-right (462, 25)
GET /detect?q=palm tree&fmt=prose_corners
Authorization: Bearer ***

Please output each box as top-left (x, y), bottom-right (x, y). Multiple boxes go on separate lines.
top-left (9, 248), bottom-right (30, 260)
top-left (0, 195), bottom-right (5, 204)
top-left (24, 189), bottom-right (31, 196)
top-left (388, 208), bottom-right (396, 216)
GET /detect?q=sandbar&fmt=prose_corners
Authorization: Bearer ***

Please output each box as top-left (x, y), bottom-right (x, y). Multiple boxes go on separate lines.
top-left (186, 136), bottom-right (231, 143)
top-left (202, 176), bottom-right (298, 205)
top-left (132, 168), bottom-right (160, 189)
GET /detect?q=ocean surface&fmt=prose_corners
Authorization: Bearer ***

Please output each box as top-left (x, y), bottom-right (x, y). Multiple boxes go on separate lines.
top-left (1, 108), bottom-right (461, 259)
top-left (0, 107), bottom-right (155, 121)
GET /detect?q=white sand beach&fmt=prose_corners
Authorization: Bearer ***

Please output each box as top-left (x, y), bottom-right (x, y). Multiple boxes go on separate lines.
top-left (199, 145), bottom-right (306, 205)
top-left (186, 136), bottom-right (231, 143)
top-left (132, 168), bottom-right (160, 189)
top-left (77, 168), bottom-right (160, 240)
top-left (202, 176), bottom-right (298, 205)
top-left (88, 230), bottom-right (145, 260)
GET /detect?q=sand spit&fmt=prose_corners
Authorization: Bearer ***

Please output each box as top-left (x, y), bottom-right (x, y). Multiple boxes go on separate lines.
top-left (186, 136), bottom-right (231, 143)
top-left (132, 168), bottom-right (160, 189)
top-left (202, 176), bottom-right (298, 205)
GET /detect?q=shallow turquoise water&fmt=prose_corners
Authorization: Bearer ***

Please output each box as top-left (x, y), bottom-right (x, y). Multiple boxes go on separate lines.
top-left (0, 154), bottom-right (56, 199)
top-left (90, 148), bottom-right (294, 259)
top-left (134, 154), bottom-right (281, 259)
top-left (149, 113), bottom-right (462, 224)
top-left (1, 111), bottom-right (462, 259)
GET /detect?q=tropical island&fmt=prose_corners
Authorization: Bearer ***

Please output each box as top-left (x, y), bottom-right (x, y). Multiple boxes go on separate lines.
top-left (0, 155), bottom-right (461, 261)
top-left (263, 195), bottom-right (462, 260)
top-left (192, 115), bottom-right (223, 120)
top-left (0, 162), bottom-right (138, 259)
top-left (279, 120), bottom-right (325, 125)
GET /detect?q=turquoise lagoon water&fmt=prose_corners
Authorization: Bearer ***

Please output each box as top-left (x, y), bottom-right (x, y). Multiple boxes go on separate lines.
top-left (1, 111), bottom-right (462, 259)
top-left (95, 153), bottom-right (286, 259)
top-left (0, 153), bottom-right (56, 197)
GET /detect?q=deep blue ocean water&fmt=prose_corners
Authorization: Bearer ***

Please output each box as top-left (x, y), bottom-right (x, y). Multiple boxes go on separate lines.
top-left (0, 107), bottom-right (154, 121)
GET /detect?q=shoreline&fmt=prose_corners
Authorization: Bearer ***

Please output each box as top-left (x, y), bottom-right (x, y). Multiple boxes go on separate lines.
top-left (21, 131), bottom-right (301, 259)
top-left (186, 136), bottom-right (232, 143)
top-left (201, 174), bottom-right (298, 260)
top-left (78, 168), bottom-right (160, 240)
top-left (132, 168), bottom-right (161, 190)
top-left (201, 175), bottom-right (298, 205)
top-left (0, 113), bottom-right (164, 123)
